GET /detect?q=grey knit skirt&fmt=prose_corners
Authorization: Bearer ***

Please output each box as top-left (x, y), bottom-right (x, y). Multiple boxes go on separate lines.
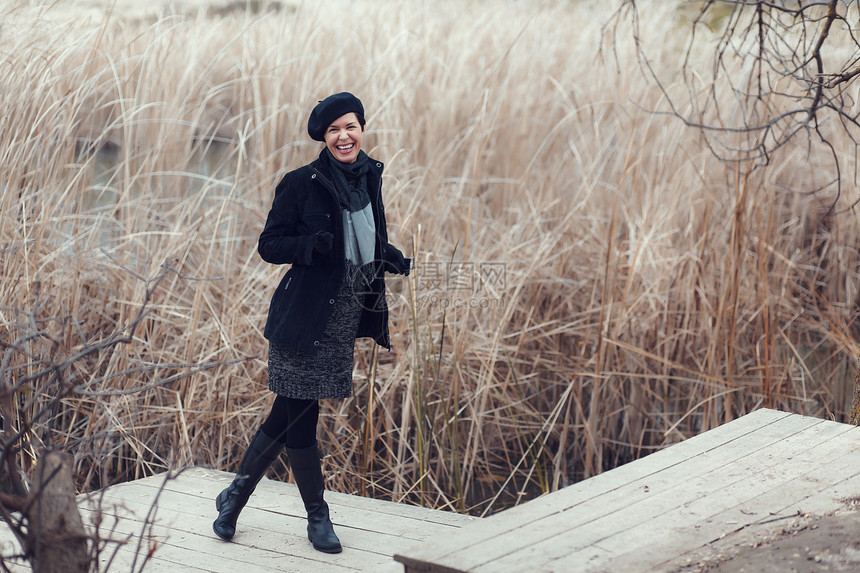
top-left (267, 261), bottom-right (372, 400)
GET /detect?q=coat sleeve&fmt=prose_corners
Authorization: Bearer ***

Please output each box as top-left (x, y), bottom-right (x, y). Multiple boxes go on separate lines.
top-left (258, 174), bottom-right (317, 266)
top-left (375, 185), bottom-right (408, 274)
top-left (382, 243), bottom-right (408, 274)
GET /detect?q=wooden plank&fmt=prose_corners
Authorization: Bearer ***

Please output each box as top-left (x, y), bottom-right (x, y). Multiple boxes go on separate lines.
top-left (2, 408), bottom-right (848, 573)
top-left (607, 465), bottom-right (860, 573)
top-left (78, 473), bottom-right (447, 572)
top-left (88, 485), bottom-right (455, 564)
top-left (0, 464), bottom-right (473, 573)
top-left (78, 502), bottom-right (371, 573)
top-left (633, 424), bottom-right (860, 572)
top-left (493, 409), bottom-right (793, 519)
top-left (125, 467), bottom-right (474, 529)
top-left (90, 478), bottom-right (454, 541)
top-left (460, 413), bottom-right (848, 572)
top-left (528, 421), bottom-right (860, 572)
top-left (394, 409), bottom-right (821, 571)
top-left (81, 509), bottom-right (292, 573)
top-left (86, 470), bottom-right (473, 544)
top-left (0, 539), bottom-right (29, 573)
top-left (95, 546), bottom-right (241, 573)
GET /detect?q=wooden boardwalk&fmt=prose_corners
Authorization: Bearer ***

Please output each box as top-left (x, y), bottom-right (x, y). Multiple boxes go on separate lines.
top-left (0, 408), bottom-right (856, 572)
top-left (0, 466), bottom-right (475, 572)
top-left (394, 408), bottom-right (860, 572)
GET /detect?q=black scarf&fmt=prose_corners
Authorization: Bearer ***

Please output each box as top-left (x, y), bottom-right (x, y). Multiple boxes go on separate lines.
top-left (320, 148), bottom-right (377, 270)
top-left (321, 148), bottom-right (371, 212)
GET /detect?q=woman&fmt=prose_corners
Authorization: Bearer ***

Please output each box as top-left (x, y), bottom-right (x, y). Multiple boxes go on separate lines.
top-left (213, 92), bottom-right (410, 553)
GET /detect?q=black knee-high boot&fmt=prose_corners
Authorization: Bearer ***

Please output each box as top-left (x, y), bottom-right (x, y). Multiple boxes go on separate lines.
top-left (286, 442), bottom-right (342, 554)
top-left (213, 429), bottom-right (283, 540)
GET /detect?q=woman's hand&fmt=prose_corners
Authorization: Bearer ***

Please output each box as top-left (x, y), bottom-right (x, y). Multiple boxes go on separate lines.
top-left (384, 247), bottom-right (411, 275)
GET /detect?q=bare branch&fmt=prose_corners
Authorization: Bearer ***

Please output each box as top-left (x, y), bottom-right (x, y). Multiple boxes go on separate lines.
top-left (621, 0), bottom-right (860, 208)
top-left (0, 259), bottom-right (240, 571)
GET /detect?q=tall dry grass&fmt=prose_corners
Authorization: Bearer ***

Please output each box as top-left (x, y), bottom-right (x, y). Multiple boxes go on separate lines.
top-left (1, 0), bottom-right (859, 515)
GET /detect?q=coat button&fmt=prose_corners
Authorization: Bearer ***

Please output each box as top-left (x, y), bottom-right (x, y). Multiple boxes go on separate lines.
top-left (311, 174), bottom-right (317, 178)
top-left (314, 340), bottom-right (320, 346)
top-left (329, 299), bottom-right (335, 304)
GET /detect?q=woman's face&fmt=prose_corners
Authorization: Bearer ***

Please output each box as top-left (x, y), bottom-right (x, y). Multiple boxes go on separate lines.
top-left (324, 112), bottom-right (364, 163)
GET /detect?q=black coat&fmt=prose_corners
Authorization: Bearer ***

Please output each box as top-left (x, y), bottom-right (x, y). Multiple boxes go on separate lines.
top-left (258, 151), bottom-right (404, 354)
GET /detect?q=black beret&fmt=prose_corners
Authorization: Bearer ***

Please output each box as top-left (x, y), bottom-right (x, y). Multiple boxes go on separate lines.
top-left (307, 92), bottom-right (364, 142)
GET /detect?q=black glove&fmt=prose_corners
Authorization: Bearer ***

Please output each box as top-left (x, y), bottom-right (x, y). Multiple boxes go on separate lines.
top-left (313, 231), bottom-right (334, 255)
top-left (385, 248), bottom-right (411, 276)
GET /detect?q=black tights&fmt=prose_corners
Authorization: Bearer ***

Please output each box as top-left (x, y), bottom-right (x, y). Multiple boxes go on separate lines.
top-left (259, 396), bottom-right (319, 449)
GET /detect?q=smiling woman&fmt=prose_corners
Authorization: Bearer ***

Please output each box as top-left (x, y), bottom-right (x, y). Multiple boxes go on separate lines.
top-left (212, 92), bottom-right (412, 554)
top-left (3, 1), bottom-right (860, 555)
top-left (324, 114), bottom-right (364, 163)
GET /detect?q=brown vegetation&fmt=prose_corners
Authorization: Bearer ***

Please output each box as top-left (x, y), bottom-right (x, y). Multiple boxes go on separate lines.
top-left (1, 0), bottom-right (859, 523)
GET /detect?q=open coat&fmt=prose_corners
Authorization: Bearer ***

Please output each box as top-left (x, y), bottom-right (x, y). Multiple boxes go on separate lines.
top-left (258, 151), bottom-right (404, 355)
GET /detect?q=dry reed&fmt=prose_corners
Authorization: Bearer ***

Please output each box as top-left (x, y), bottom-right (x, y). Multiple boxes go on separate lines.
top-left (1, 0), bottom-right (859, 516)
